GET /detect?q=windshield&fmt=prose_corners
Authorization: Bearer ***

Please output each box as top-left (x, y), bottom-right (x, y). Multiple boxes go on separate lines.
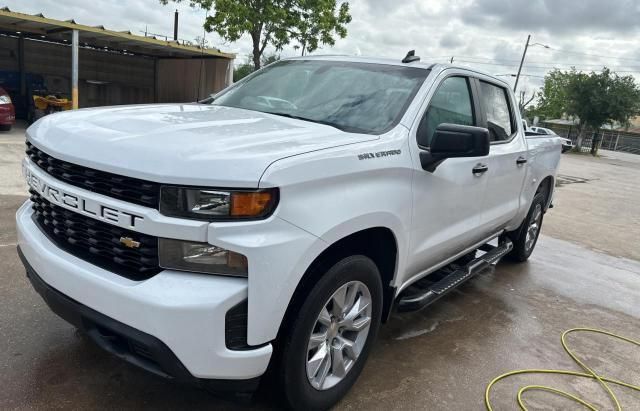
top-left (211, 60), bottom-right (430, 134)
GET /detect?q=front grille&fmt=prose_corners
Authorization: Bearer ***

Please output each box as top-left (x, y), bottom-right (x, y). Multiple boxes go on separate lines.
top-left (30, 190), bottom-right (161, 280)
top-left (26, 141), bottom-right (160, 209)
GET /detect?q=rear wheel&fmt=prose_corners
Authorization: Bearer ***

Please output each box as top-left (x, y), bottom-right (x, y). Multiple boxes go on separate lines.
top-left (506, 192), bottom-right (545, 262)
top-left (279, 255), bottom-right (382, 410)
top-left (0, 124), bottom-right (11, 132)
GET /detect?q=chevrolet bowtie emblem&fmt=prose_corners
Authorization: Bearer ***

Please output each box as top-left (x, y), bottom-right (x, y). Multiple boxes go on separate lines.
top-left (119, 237), bottom-right (141, 249)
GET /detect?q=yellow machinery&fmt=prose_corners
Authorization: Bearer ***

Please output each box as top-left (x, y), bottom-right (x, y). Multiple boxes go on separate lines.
top-left (30, 93), bottom-right (73, 123)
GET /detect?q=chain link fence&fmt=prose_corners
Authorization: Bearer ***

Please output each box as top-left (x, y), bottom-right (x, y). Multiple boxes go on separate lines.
top-left (540, 123), bottom-right (640, 155)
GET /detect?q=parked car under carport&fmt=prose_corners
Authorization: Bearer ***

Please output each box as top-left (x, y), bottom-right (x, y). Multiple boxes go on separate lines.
top-left (0, 87), bottom-right (16, 131)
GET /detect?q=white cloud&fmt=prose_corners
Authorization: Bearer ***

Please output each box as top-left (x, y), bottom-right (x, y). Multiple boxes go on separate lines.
top-left (5, 0), bottom-right (640, 91)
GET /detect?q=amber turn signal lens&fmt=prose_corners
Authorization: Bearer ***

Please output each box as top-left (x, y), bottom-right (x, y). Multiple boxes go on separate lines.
top-left (230, 191), bottom-right (275, 217)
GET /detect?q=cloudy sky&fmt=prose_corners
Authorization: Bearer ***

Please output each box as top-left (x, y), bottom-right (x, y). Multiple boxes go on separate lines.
top-left (7, 0), bottom-right (640, 94)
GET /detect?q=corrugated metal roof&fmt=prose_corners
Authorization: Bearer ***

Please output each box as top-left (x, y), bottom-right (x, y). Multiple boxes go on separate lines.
top-left (0, 7), bottom-right (234, 59)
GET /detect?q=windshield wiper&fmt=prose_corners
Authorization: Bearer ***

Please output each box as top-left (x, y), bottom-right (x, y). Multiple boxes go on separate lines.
top-left (198, 95), bottom-right (215, 104)
top-left (262, 112), bottom-right (366, 133)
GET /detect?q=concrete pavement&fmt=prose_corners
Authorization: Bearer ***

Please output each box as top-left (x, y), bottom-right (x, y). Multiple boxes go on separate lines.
top-left (1, 123), bottom-right (639, 409)
top-left (544, 150), bottom-right (640, 261)
top-left (0, 121), bottom-right (28, 197)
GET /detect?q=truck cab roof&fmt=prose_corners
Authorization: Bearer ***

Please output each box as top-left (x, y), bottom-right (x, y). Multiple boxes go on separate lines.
top-left (281, 55), bottom-right (509, 87)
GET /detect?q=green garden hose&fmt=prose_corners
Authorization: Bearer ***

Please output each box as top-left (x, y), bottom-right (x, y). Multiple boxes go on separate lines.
top-left (485, 328), bottom-right (640, 410)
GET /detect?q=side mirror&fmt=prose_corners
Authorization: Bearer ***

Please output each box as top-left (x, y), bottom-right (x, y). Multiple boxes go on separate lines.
top-left (420, 123), bottom-right (490, 171)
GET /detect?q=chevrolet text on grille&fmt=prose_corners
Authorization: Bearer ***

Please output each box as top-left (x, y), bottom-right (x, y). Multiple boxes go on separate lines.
top-left (24, 165), bottom-right (143, 228)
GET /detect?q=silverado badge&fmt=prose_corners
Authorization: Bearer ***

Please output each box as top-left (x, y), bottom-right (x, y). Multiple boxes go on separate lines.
top-left (120, 237), bottom-right (141, 249)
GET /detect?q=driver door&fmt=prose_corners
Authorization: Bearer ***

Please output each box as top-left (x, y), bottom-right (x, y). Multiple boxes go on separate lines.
top-left (405, 74), bottom-right (490, 280)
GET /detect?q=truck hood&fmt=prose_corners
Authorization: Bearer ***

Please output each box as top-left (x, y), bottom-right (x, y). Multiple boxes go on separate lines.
top-left (27, 104), bottom-right (377, 187)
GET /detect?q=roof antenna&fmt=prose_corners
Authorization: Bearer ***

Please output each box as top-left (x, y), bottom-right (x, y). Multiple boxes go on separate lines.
top-left (402, 50), bottom-right (420, 63)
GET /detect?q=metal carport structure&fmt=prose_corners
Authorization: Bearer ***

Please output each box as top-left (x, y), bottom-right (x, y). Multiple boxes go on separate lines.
top-left (0, 7), bottom-right (235, 118)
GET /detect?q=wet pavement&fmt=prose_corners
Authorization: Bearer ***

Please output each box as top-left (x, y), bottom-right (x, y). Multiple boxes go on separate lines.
top-left (2, 195), bottom-right (639, 410)
top-left (543, 150), bottom-right (640, 262)
top-left (1, 124), bottom-right (639, 409)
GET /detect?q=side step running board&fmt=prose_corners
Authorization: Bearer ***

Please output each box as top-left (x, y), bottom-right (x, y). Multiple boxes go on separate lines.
top-left (397, 239), bottom-right (513, 313)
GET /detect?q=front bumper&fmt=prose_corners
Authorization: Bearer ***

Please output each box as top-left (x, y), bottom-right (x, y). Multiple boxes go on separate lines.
top-left (18, 247), bottom-right (260, 392)
top-left (16, 201), bottom-right (272, 381)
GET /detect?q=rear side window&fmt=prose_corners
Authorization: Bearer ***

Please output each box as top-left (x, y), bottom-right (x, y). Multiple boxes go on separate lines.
top-left (478, 81), bottom-right (514, 142)
top-left (417, 76), bottom-right (474, 147)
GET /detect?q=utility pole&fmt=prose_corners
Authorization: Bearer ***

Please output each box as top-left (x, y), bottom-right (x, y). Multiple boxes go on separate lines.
top-left (514, 34), bottom-right (530, 93)
top-left (71, 29), bottom-right (79, 110)
top-left (173, 10), bottom-right (179, 41)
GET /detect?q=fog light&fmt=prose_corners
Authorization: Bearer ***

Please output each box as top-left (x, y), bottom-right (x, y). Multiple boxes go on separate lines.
top-left (159, 239), bottom-right (248, 277)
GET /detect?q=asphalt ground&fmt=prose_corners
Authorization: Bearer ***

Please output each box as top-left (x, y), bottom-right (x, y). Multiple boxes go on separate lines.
top-left (1, 122), bottom-right (639, 409)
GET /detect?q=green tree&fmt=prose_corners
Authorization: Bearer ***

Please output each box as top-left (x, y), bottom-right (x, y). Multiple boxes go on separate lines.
top-left (293, 0), bottom-right (351, 55)
top-left (534, 68), bottom-right (640, 154)
top-left (566, 68), bottom-right (640, 153)
top-left (233, 53), bottom-right (280, 82)
top-left (261, 52), bottom-right (281, 66)
top-left (534, 69), bottom-right (574, 119)
top-left (162, 0), bottom-right (351, 70)
top-left (233, 62), bottom-right (254, 82)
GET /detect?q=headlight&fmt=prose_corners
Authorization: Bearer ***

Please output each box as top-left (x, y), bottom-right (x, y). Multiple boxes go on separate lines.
top-left (160, 186), bottom-right (278, 221)
top-left (0, 95), bottom-right (11, 104)
top-left (159, 239), bottom-right (248, 277)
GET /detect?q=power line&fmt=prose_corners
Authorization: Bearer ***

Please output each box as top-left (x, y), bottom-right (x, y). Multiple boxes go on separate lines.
top-left (451, 58), bottom-right (640, 69)
top-left (438, 53), bottom-right (640, 66)
top-left (496, 73), bottom-right (546, 79)
top-left (436, 42), bottom-right (640, 69)
top-left (541, 45), bottom-right (640, 63)
top-left (452, 59), bottom-right (640, 73)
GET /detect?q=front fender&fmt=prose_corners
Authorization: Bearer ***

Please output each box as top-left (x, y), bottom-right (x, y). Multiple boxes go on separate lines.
top-left (312, 212), bottom-right (408, 285)
top-left (247, 128), bottom-right (413, 344)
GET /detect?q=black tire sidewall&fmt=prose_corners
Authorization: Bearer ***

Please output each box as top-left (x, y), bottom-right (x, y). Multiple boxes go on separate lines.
top-left (510, 193), bottom-right (546, 261)
top-left (281, 255), bottom-right (383, 411)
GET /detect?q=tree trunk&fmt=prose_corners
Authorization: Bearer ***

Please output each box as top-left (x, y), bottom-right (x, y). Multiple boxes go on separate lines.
top-left (576, 126), bottom-right (585, 152)
top-left (251, 30), bottom-right (261, 70)
top-left (591, 131), bottom-right (601, 156)
top-left (252, 45), bottom-right (261, 70)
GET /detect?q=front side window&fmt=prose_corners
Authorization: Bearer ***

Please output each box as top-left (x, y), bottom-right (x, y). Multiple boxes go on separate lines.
top-left (416, 76), bottom-right (474, 147)
top-left (212, 60), bottom-right (430, 135)
top-left (478, 81), bottom-right (514, 142)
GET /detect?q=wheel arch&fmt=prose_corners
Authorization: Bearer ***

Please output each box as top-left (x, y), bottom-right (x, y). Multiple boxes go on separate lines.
top-left (536, 175), bottom-right (555, 211)
top-left (275, 226), bottom-right (399, 344)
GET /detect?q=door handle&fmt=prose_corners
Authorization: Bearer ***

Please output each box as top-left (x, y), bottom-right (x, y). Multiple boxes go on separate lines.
top-left (472, 163), bottom-right (489, 175)
top-left (516, 156), bottom-right (527, 165)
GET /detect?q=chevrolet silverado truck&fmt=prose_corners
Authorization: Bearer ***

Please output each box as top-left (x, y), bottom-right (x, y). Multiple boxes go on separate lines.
top-left (16, 54), bottom-right (561, 410)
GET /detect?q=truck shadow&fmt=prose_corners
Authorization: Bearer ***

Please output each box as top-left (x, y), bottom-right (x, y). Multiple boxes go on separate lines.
top-left (20, 261), bottom-right (526, 410)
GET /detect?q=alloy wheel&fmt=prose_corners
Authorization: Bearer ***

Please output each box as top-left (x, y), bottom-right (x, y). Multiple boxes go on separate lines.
top-left (525, 203), bottom-right (543, 252)
top-left (306, 280), bottom-right (372, 390)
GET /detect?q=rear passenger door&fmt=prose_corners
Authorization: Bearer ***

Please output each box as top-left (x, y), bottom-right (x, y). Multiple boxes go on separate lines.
top-left (474, 79), bottom-right (528, 234)
top-left (406, 74), bottom-right (490, 279)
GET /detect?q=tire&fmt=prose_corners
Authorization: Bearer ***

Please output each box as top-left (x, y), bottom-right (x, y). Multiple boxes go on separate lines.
top-left (279, 255), bottom-right (383, 411)
top-left (506, 192), bottom-right (546, 262)
top-left (0, 124), bottom-right (11, 132)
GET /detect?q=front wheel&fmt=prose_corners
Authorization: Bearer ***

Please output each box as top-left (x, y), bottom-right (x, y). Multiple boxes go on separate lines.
top-left (279, 255), bottom-right (383, 410)
top-left (506, 192), bottom-right (546, 262)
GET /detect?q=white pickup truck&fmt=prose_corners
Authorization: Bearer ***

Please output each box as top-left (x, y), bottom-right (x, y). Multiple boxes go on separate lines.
top-left (17, 54), bottom-right (561, 410)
